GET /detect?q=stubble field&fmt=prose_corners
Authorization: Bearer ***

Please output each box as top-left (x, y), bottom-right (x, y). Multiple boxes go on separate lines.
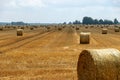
top-left (0, 25), bottom-right (120, 80)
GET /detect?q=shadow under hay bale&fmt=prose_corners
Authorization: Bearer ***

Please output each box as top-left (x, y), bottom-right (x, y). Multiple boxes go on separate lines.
top-left (102, 28), bottom-right (107, 34)
top-left (30, 27), bottom-right (34, 30)
top-left (85, 26), bottom-right (88, 29)
top-left (80, 32), bottom-right (90, 44)
top-left (0, 27), bottom-right (3, 31)
top-left (17, 29), bottom-right (23, 36)
top-left (21, 27), bottom-right (24, 29)
top-left (58, 28), bottom-right (62, 31)
top-left (114, 28), bottom-right (119, 32)
top-left (76, 28), bottom-right (79, 30)
top-left (77, 48), bottom-right (120, 80)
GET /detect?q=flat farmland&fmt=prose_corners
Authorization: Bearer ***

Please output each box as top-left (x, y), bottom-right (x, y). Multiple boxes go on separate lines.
top-left (0, 26), bottom-right (120, 80)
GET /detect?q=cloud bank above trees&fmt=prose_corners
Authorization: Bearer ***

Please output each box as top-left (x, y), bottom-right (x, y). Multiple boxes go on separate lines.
top-left (0, 0), bottom-right (120, 23)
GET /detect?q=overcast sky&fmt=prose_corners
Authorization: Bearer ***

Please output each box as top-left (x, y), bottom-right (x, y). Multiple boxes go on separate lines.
top-left (0, 0), bottom-right (120, 23)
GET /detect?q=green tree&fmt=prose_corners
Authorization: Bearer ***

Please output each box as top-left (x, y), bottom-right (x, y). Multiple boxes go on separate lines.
top-left (99, 19), bottom-right (104, 24)
top-left (94, 19), bottom-right (99, 24)
top-left (82, 16), bottom-right (94, 24)
top-left (114, 18), bottom-right (119, 24)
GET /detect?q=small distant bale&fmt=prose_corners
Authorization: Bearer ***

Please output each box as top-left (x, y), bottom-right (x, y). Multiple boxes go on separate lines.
top-left (21, 27), bottom-right (24, 29)
top-left (58, 28), bottom-right (62, 31)
top-left (76, 27), bottom-right (79, 30)
top-left (34, 26), bottom-right (38, 28)
top-left (0, 27), bottom-right (3, 31)
top-left (101, 25), bottom-right (104, 28)
top-left (7, 26), bottom-right (10, 28)
top-left (26, 26), bottom-right (29, 28)
top-left (17, 29), bottom-right (23, 36)
top-left (62, 26), bottom-right (65, 28)
top-left (80, 32), bottom-right (90, 44)
top-left (13, 26), bottom-right (16, 29)
top-left (114, 28), bottom-right (119, 32)
top-left (47, 27), bottom-right (50, 30)
top-left (77, 48), bottom-right (120, 80)
top-left (90, 26), bottom-right (94, 28)
top-left (85, 26), bottom-right (88, 29)
top-left (102, 28), bottom-right (107, 34)
top-left (30, 27), bottom-right (34, 30)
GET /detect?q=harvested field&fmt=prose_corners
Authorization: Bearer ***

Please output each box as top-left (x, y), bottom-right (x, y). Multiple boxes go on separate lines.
top-left (0, 25), bottom-right (120, 80)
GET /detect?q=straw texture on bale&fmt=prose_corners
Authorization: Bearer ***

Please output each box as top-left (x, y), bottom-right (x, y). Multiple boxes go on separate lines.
top-left (17, 29), bottom-right (23, 36)
top-left (102, 28), bottom-right (107, 34)
top-left (77, 48), bottom-right (120, 80)
top-left (80, 32), bottom-right (90, 44)
top-left (115, 28), bottom-right (119, 32)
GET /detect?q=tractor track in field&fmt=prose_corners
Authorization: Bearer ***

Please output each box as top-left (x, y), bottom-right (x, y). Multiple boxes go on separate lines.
top-left (0, 31), bottom-right (45, 48)
top-left (0, 30), bottom-right (55, 53)
top-left (0, 28), bottom-right (44, 41)
top-left (19, 29), bottom-right (62, 49)
top-left (21, 27), bottom-right (78, 51)
top-left (48, 27), bottom-right (77, 48)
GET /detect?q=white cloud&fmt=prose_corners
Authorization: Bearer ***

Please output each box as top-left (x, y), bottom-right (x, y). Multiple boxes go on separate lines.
top-left (0, 0), bottom-right (120, 23)
top-left (17, 0), bottom-right (45, 8)
top-left (0, 0), bottom-right (45, 8)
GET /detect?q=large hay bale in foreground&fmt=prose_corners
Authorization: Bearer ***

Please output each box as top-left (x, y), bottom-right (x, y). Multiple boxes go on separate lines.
top-left (114, 28), bottom-right (119, 32)
top-left (17, 29), bottom-right (23, 36)
top-left (80, 32), bottom-right (90, 44)
top-left (102, 28), bottom-right (107, 34)
top-left (77, 48), bottom-right (120, 80)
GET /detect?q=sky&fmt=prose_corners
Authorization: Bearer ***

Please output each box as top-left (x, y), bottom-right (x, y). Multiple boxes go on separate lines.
top-left (0, 0), bottom-right (120, 23)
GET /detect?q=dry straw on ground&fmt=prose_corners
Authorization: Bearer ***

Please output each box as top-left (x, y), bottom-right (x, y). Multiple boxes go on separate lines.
top-left (77, 48), bottom-right (120, 80)
top-left (80, 32), bottom-right (90, 44)
top-left (102, 28), bottom-right (107, 34)
top-left (17, 29), bottom-right (23, 36)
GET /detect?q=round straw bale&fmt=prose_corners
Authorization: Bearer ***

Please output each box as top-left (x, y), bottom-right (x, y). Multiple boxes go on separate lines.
top-left (17, 29), bottom-right (23, 36)
top-left (30, 27), bottom-right (34, 30)
top-left (102, 28), bottom-right (107, 34)
top-left (0, 27), bottom-right (3, 31)
top-left (76, 27), bottom-right (79, 30)
top-left (80, 32), bottom-right (90, 44)
top-left (85, 26), bottom-right (88, 29)
top-left (90, 26), bottom-right (94, 28)
top-left (77, 48), bottom-right (120, 80)
top-left (47, 27), bottom-right (50, 30)
top-left (20, 27), bottom-right (24, 29)
top-left (114, 28), bottom-right (119, 32)
top-left (58, 28), bottom-right (62, 31)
